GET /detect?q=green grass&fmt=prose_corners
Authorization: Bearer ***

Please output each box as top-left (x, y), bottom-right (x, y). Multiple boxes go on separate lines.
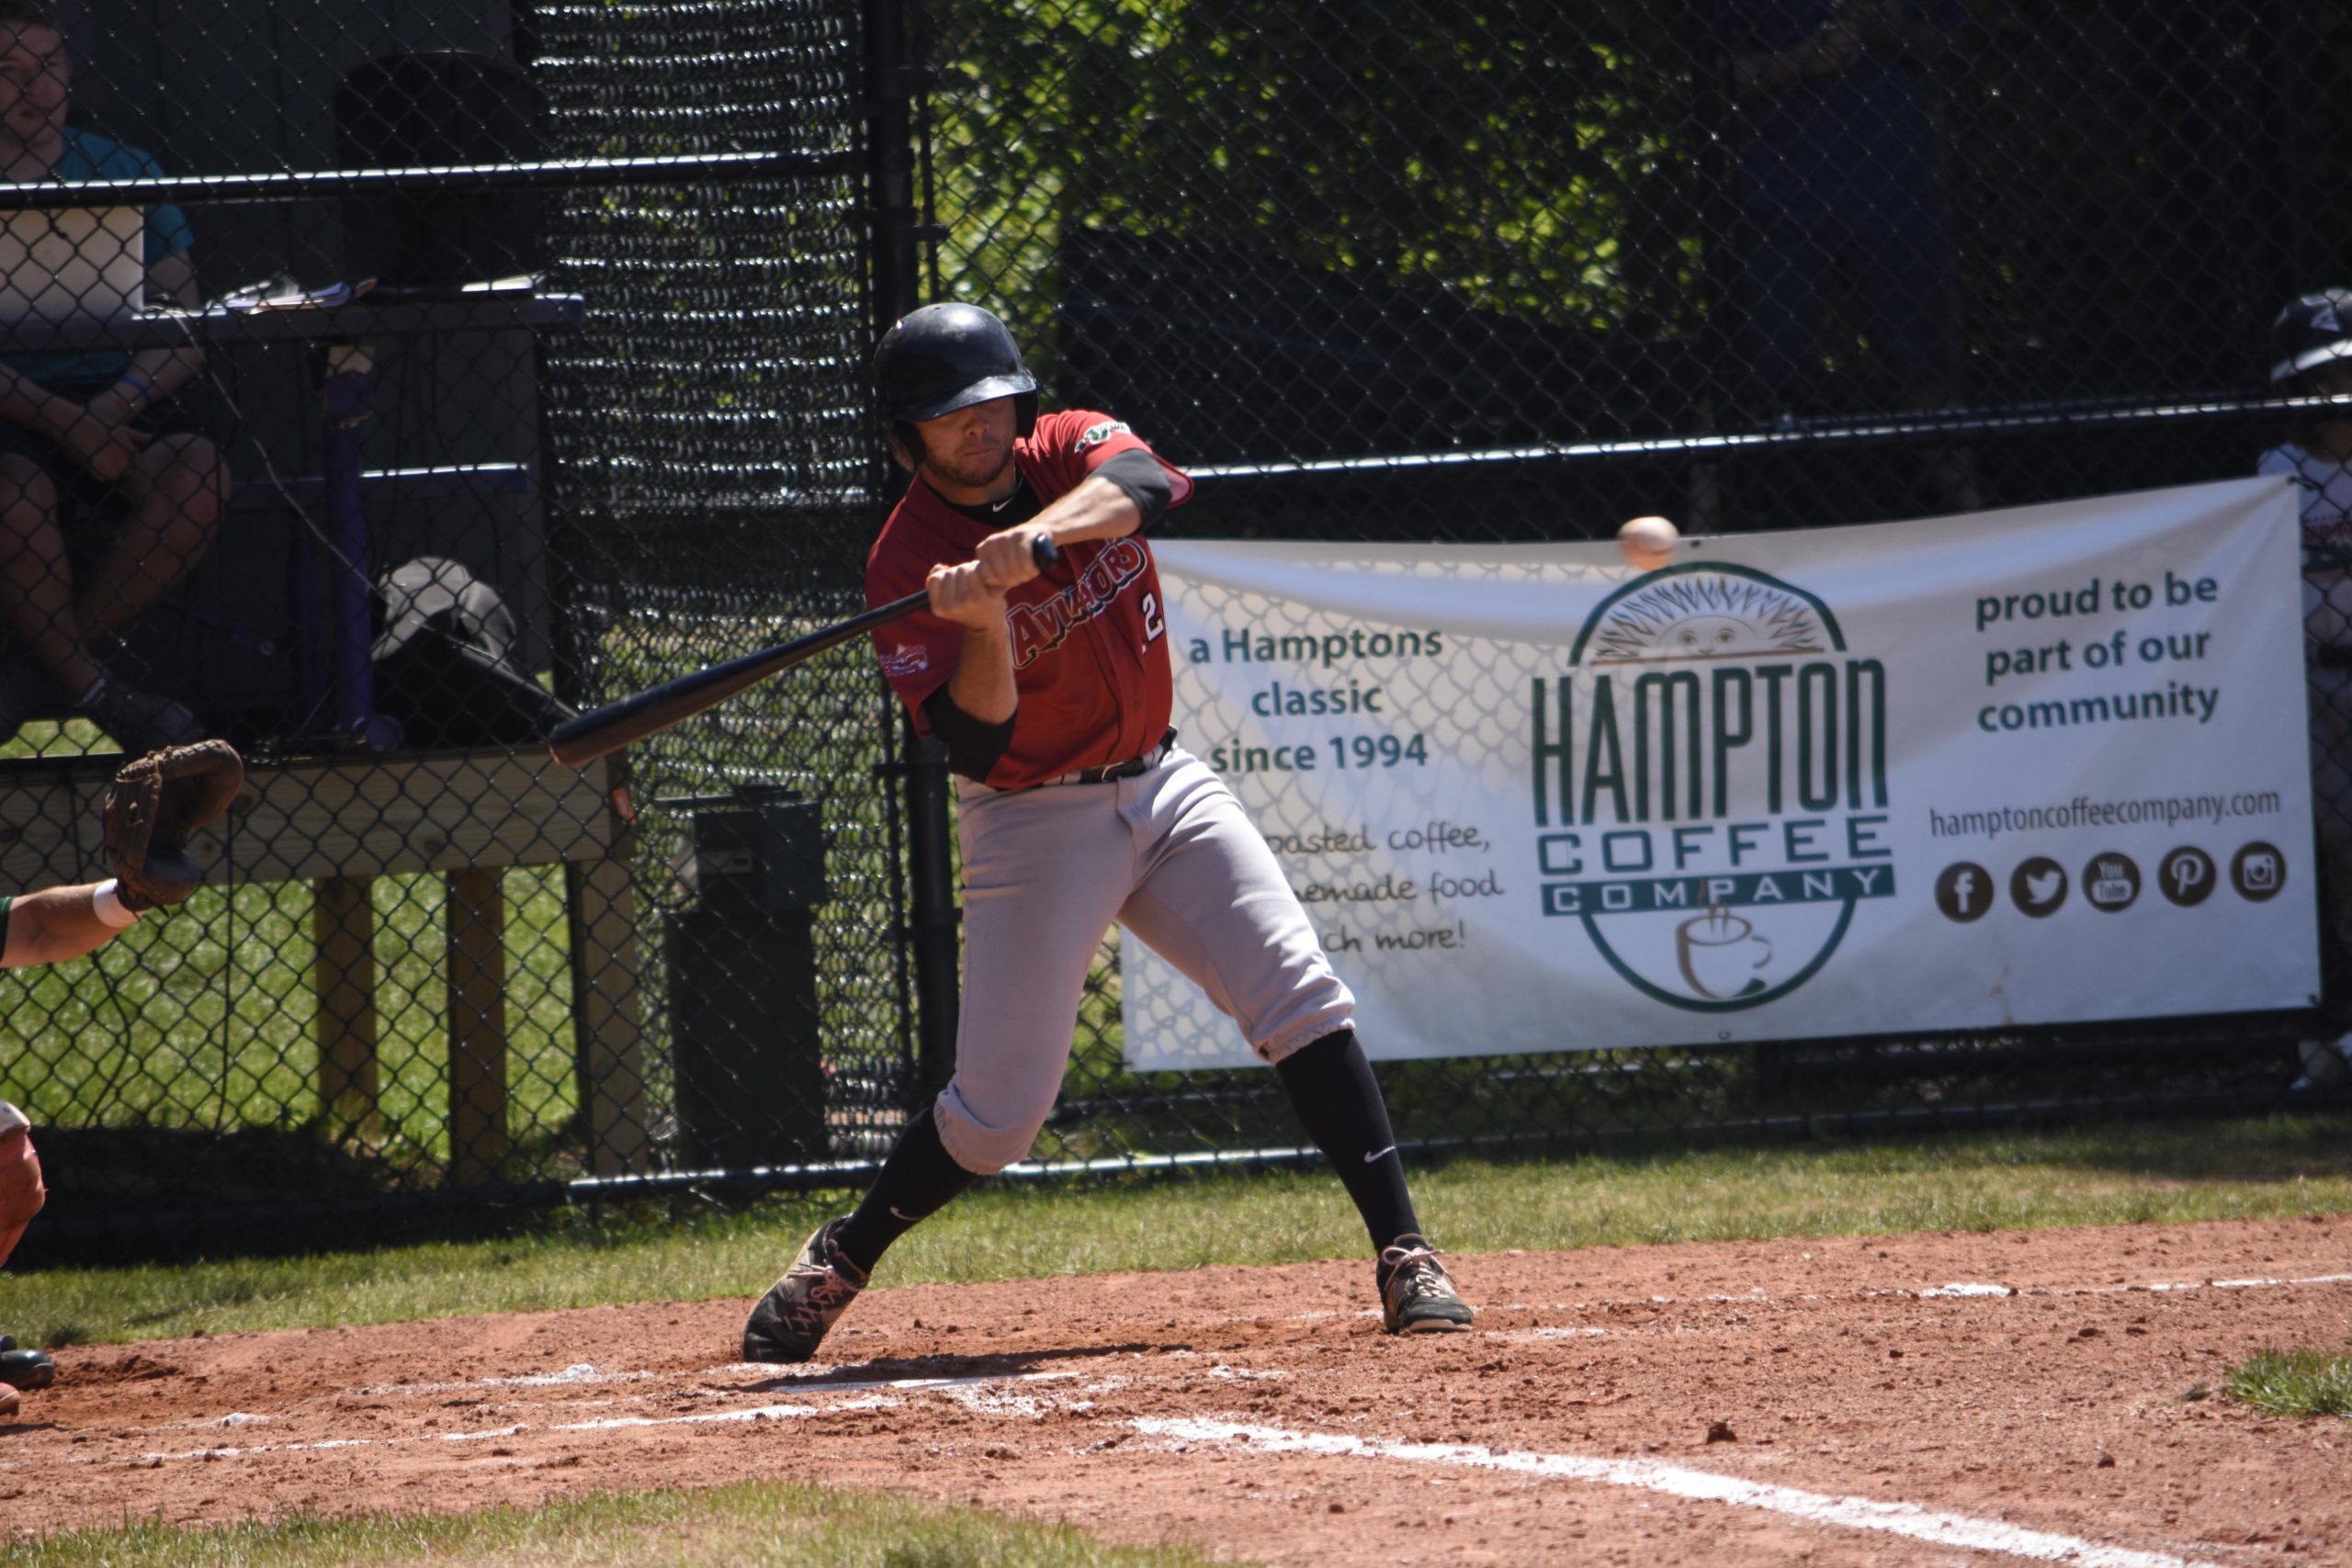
top-left (0, 1479), bottom-right (1226, 1568)
top-left (0, 866), bottom-right (583, 1179)
top-left (0, 714), bottom-right (116, 763)
top-left (2225, 1348), bottom-right (2352, 1420)
top-left (5, 1113), bottom-right (2346, 1347)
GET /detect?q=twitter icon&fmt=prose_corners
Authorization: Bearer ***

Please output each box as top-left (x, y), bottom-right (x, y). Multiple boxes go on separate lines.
top-left (2010, 856), bottom-right (2067, 917)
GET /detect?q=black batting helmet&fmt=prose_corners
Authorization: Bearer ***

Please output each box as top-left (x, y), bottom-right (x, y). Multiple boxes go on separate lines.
top-left (2269, 288), bottom-right (2352, 386)
top-left (873, 302), bottom-right (1039, 437)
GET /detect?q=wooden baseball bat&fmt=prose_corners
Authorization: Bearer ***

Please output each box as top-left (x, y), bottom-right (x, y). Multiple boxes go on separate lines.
top-left (547, 536), bottom-right (1059, 767)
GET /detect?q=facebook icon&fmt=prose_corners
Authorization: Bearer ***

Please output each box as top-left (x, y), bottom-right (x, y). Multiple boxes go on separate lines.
top-left (1937, 862), bottom-right (1995, 923)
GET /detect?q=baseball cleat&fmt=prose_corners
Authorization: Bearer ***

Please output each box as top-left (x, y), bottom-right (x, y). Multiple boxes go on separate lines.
top-left (1377, 1235), bottom-right (1475, 1334)
top-left (742, 1217), bottom-right (869, 1363)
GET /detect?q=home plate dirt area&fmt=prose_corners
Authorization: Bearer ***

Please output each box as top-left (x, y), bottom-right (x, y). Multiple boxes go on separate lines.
top-left (4, 1217), bottom-right (2347, 1565)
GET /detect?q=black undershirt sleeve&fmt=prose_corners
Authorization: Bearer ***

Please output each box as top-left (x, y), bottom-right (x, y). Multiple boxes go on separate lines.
top-left (1091, 447), bottom-right (1173, 531)
top-left (924, 685), bottom-right (1017, 781)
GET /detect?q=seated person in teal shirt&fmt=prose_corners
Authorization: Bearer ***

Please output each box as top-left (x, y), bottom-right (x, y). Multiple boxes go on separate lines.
top-left (0, 0), bottom-right (230, 753)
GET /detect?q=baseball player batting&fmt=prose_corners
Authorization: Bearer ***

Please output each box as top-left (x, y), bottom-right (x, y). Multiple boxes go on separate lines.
top-left (741, 304), bottom-right (1472, 1362)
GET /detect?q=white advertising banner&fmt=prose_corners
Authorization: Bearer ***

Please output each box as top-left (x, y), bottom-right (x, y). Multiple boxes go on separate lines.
top-left (1123, 477), bottom-right (2317, 1070)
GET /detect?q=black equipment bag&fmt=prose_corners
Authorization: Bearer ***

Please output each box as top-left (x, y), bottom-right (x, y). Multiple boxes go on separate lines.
top-left (370, 556), bottom-right (573, 748)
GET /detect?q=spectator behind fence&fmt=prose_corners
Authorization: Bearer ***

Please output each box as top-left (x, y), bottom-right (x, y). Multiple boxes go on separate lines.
top-left (0, 0), bottom-right (228, 754)
top-left (1714, 0), bottom-right (1979, 513)
top-left (2259, 288), bottom-right (2352, 1093)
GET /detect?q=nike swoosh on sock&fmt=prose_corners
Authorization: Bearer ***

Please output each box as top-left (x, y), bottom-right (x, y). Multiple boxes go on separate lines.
top-left (1363, 1145), bottom-right (1396, 1164)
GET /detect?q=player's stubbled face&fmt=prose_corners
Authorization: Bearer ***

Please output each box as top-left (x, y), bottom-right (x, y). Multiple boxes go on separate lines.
top-left (0, 26), bottom-right (69, 150)
top-left (915, 397), bottom-right (1018, 494)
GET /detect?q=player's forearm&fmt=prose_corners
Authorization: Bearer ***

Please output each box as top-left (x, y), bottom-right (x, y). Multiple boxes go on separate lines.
top-left (1, 884), bottom-right (138, 968)
top-left (944, 617), bottom-right (1018, 726)
top-left (1030, 473), bottom-right (1143, 549)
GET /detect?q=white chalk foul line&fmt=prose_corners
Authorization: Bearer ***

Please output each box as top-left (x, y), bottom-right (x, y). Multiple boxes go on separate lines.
top-left (1464, 1269), bottom-right (2352, 1323)
top-left (1913, 1272), bottom-right (2352, 1302)
top-left (1136, 1418), bottom-right (2222, 1568)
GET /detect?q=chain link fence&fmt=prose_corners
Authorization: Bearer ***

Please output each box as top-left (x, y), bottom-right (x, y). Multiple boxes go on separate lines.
top-left (910, 0), bottom-right (2352, 1170)
top-left (2, 0), bottom-right (2346, 1258)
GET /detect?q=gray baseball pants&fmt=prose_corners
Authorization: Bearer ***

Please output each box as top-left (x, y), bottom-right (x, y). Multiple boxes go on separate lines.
top-left (935, 746), bottom-right (1353, 1173)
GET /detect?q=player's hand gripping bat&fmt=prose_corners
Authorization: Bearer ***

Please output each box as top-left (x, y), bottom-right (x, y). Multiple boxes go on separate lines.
top-left (547, 535), bottom-right (1061, 767)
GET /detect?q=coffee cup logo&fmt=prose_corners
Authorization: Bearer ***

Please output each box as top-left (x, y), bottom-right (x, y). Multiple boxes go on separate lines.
top-left (1678, 906), bottom-right (1773, 999)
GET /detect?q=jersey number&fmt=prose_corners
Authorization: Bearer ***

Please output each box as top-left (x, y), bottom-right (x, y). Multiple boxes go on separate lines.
top-left (1141, 592), bottom-right (1165, 646)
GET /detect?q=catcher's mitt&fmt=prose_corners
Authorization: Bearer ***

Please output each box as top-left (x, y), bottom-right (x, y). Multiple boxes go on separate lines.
top-left (102, 739), bottom-right (245, 910)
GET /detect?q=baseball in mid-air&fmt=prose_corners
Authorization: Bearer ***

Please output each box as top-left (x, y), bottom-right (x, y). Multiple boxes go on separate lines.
top-left (1617, 513), bottom-right (1679, 571)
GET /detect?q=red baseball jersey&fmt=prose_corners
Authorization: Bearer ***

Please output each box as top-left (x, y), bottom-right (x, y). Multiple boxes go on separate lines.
top-left (866, 409), bottom-right (1195, 789)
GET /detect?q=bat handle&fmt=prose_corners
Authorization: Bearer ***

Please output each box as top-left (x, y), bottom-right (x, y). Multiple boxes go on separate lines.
top-left (1030, 533), bottom-right (1061, 570)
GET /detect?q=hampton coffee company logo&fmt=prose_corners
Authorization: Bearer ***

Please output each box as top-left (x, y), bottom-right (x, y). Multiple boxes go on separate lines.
top-left (1529, 566), bottom-right (1894, 1012)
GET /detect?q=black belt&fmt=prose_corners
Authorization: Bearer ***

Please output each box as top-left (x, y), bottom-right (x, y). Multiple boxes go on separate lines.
top-left (2317, 648), bottom-right (2352, 671)
top-left (1044, 729), bottom-right (1178, 787)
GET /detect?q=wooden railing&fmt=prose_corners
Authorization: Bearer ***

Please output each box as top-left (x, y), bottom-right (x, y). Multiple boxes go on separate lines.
top-left (0, 747), bottom-right (650, 1182)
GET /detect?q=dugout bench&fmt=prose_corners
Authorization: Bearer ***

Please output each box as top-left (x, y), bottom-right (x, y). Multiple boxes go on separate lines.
top-left (0, 745), bottom-right (650, 1183)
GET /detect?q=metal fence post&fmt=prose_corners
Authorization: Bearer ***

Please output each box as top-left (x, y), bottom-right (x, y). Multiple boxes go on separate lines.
top-left (867, 0), bottom-right (961, 1095)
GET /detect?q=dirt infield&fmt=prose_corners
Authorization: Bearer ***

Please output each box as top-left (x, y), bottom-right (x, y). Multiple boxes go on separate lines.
top-left (3, 1215), bottom-right (2347, 1564)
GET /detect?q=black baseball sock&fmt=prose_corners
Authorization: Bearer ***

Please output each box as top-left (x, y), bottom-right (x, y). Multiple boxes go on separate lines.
top-left (831, 1104), bottom-right (980, 1274)
top-left (1274, 1028), bottom-right (1421, 1253)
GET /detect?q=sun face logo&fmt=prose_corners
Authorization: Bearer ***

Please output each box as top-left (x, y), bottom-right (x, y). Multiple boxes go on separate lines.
top-left (1530, 565), bottom-right (1896, 1012)
top-left (1586, 574), bottom-right (1826, 663)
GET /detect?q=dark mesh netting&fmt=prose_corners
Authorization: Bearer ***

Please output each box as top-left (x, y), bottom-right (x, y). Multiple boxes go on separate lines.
top-left (531, 0), bottom-right (909, 1187)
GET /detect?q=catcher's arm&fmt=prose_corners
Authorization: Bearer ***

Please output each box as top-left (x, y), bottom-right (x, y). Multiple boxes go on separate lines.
top-left (0, 882), bottom-right (147, 967)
